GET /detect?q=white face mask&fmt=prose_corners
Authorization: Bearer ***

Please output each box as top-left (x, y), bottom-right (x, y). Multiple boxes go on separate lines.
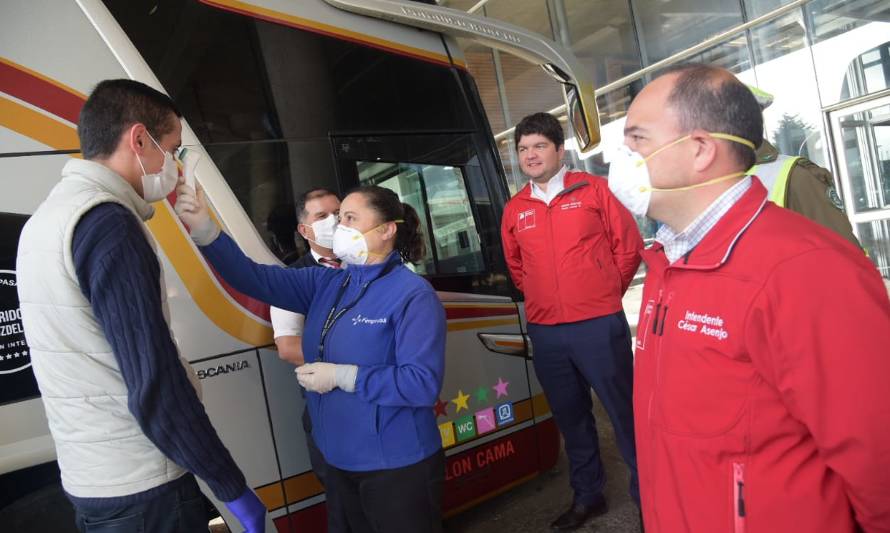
top-left (607, 132), bottom-right (757, 217)
top-left (307, 213), bottom-right (337, 249)
top-left (332, 224), bottom-right (370, 265)
top-left (136, 132), bottom-right (179, 203)
top-left (607, 144), bottom-right (652, 217)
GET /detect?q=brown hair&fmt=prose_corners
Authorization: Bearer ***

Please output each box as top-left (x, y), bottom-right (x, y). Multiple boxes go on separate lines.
top-left (296, 188), bottom-right (339, 223)
top-left (350, 185), bottom-right (425, 264)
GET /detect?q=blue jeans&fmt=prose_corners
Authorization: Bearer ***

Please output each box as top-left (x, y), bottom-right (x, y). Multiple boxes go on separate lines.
top-left (73, 475), bottom-right (207, 533)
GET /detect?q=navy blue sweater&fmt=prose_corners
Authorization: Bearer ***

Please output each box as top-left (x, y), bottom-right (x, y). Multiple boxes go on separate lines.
top-left (71, 203), bottom-right (246, 505)
top-left (202, 231), bottom-right (446, 471)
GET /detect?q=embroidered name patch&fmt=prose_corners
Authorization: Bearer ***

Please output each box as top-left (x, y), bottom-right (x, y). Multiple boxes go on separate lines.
top-left (676, 310), bottom-right (729, 341)
top-left (517, 209), bottom-right (536, 231)
top-left (352, 314), bottom-right (387, 326)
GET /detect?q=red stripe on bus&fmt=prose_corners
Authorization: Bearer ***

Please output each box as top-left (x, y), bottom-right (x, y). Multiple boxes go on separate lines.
top-left (164, 188), bottom-right (272, 324)
top-left (0, 60), bottom-right (83, 124)
top-left (207, 262), bottom-right (272, 322)
top-left (445, 307), bottom-right (518, 320)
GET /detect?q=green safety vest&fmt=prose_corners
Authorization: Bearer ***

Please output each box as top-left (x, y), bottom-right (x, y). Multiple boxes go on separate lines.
top-left (749, 155), bottom-right (800, 207)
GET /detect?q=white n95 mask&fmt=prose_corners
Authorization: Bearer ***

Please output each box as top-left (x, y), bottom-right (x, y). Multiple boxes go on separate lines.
top-left (607, 144), bottom-right (652, 217)
top-left (607, 132), bottom-right (757, 217)
top-left (332, 225), bottom-right (370, 265)
top-left (308, 213), bottom-right (337, 249)
top-left (137, 132), bottom-right (179, 203)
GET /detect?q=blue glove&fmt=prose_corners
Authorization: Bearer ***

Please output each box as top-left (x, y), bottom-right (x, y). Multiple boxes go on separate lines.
top-left (224, 487), bottom-right (267, 533)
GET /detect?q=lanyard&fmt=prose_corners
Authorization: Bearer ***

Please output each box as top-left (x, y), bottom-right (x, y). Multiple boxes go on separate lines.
top-left (317, 262), bottom-right (397, 360)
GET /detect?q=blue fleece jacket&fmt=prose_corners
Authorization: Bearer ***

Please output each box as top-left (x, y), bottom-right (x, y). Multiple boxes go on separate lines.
top-left (201, 232), bottom-right (445, 472)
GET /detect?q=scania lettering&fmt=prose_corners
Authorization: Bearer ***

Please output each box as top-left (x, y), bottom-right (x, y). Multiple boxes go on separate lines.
top-left (197, 360), bottom-right (251, 380)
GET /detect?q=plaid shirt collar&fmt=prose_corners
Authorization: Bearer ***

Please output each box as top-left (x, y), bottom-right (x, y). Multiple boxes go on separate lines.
top-left (656, 176), bottom-right (752, 263)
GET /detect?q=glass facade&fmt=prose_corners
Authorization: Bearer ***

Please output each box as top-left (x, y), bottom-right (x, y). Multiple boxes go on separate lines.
top-left (446, 0), bottom-right (890, 278)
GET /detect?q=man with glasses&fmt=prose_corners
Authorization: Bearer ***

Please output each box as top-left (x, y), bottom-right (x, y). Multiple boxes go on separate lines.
top-left (17, 79), bottom-right (266, 532)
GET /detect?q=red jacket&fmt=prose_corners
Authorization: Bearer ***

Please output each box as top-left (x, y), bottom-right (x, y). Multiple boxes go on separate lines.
top-left (501, 170), bottom-right (642, 325)
top-left (635, 179), bottom-right (890, 533)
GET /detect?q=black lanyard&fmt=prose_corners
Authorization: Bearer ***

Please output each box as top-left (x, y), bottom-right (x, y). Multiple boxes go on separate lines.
top-left (317, 262), bottom-right (397, 360)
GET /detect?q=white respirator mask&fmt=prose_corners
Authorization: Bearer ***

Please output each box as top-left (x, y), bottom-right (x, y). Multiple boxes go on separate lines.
top-left (607, 132), bottom-right (757, 217)
top-left (136, 132), bottom-right (179, 203)
top-left (307, 213), bottom-right (337, 249)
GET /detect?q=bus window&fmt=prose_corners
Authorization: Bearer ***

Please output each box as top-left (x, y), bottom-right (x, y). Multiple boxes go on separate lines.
top-left (332, 133), bottom-right (513, 297)
top-left (358, 162), bottom-right (484, 275)
top-left (103, 0), bottom-right (474, 262)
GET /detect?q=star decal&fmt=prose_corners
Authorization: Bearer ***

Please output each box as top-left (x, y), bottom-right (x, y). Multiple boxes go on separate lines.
top-left (493, 377), bottom-right (510, 399)
top-left (475, 386), bottom-right (489, 403)
top-left (433, 398), bottom-right (448, 417)
top-left (451, 390), bottom-right (470, 412)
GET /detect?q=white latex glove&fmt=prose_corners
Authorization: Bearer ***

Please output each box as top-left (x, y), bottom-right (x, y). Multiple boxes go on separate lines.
top-left (174, 181), bottom-right (220, 246)
top-left (296, 362), bottom-right (358, 393)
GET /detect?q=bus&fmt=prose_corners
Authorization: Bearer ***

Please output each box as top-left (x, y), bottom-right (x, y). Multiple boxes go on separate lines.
top-left (0, 1), bottom-right (600, 531)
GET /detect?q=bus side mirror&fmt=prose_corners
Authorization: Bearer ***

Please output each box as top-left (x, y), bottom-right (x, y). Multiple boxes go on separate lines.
top-left (564, 83), bottom-right (601, 152)
top-left (542, 63), bottom-right (601, 152)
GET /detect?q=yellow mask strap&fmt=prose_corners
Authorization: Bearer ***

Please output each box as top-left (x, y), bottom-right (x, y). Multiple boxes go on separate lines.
top-left (648, 171), bottom-right (747, 193)
top-left (636, 132), bottom-right (755, 167)
top-left (637, 135), bottom-right (691, 166)
top-left (361, 219), bottom-right (404, 237)
top-left (708, 133), bottom-right (756, 150)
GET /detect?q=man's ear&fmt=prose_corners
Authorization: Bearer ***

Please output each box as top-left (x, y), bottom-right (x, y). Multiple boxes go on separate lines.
top-left (296, 223), bottom-right (311, 240)
top-left (127, 123), bottom-right (148, 154)
top-left (689, 129), bottom-right (718, 172)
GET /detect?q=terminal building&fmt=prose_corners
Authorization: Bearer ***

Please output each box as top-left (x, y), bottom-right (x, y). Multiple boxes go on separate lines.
top-left (446, 0), bottom-right (890, 279)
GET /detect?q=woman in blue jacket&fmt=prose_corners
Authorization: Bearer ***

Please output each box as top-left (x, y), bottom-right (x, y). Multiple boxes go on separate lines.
top-left (175, 184), bottom-right (446, 533)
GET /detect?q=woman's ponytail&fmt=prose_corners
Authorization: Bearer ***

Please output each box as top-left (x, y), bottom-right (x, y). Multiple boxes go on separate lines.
top-left (395, 202), bottom-right (425, 264)
top-left (349, 185), bottom-right (427, 264)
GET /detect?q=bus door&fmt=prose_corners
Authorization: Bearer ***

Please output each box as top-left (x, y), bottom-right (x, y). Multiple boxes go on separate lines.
top-left (331, 132), bottom-right (559, 514)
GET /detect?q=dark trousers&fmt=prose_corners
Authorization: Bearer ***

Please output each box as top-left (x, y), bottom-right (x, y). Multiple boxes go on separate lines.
top-left (72, 474), bottom-right (206, 533)
top-left (325, 450), bottom-right (445, 533)
top-left (528, 311), bottom-right (639, 506)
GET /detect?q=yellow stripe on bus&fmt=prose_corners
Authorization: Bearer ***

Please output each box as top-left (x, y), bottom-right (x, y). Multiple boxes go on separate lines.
top-left (0, 96), bottom-right (80, 153)
top-left (146, 203), bottom-right (273, 345)
top-left (0, 97), bottom-right (272, 345)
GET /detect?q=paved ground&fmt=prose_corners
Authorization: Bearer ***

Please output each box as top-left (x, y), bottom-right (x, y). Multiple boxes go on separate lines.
top-left (444, 393), bottom-right (642, 533)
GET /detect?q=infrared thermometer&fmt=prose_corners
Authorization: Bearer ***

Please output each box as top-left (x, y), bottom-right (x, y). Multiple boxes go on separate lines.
top-left (179, 147), bottom-right (201, 190)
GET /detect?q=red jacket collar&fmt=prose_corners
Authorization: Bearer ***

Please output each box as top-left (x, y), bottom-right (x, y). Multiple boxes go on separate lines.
top-left (642, 178), bottom-right (769, 271)
top-left (515, 170), bottom-right (592, 202)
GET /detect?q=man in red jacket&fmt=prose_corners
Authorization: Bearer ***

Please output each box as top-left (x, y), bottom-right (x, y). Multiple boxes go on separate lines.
top-left (609, 63), bottom-right (890, 532)
top-left (501, 112), bottom-right (643, 531)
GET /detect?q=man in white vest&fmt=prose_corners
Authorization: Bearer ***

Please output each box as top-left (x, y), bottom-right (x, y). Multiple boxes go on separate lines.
top-left (16, 79), bottom-right (266, 532)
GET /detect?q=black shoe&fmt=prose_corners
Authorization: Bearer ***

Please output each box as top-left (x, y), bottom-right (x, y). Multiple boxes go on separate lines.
top-left (550, 496), bottom-right (608, 531)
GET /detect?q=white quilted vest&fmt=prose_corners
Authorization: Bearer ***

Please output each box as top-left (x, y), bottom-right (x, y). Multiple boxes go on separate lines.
top-left (17, 159), bottom-right (197, 498)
